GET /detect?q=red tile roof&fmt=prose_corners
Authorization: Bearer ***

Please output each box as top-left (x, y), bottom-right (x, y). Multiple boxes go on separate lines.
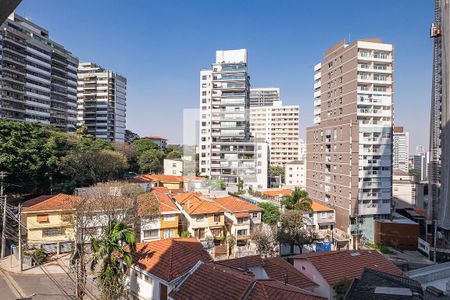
top-left (311, 201), bottom-right (334, 212)
top-left (218, 255), bottom-right (316, 290)
top-left (294, 250), bottom-right (403, 285)
top-left (22, 194), bottom-right (81, 212)
top-left (184, 199), bottom-right (226, 215)
top-left (133, 238), bottom-right (211, 282)
top-left (137, 191), bottom-right (180, 216)
top-left (259, 189), bottom-right (293, 197)
top-left (169, 262), bottom-right (324, 300)
top-left (213, 196), bottom-right (263, 213)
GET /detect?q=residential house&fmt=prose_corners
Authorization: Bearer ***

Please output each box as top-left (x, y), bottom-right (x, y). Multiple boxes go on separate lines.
top-left (142, 136), bottom-right (168, 150)
top-left (213, 195), bottom-right (263, 247)
top-left (172, 193), bottom-right (226, 241)
top-left (345, 268), bottom-right (423, 300)
top-left (304, 201), bottom-right (336, 232)
top-left (169, 261), bottom-right (325, 300)
top-left (128, 238), bottom-right (211, 300)
top-left (293, 250), bottom-right (403, 299)
top-left (134, 174), bottom-right (205, 192)
top-left (258, 189), bottom-right (293, 202)
top-left (137, 190), bottom-right (181, 242)
top-left (22, 194), bottom-right (80, 253)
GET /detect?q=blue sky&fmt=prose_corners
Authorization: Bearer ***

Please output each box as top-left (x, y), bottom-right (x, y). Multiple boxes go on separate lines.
top-left (17, 0), bottom-right (433, 153)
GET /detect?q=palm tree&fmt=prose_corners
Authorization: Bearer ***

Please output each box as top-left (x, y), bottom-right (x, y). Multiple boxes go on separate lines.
top-left (91, 219), bottom-right (136, 300)
top-left (282, 187), bottom-right (312, 212)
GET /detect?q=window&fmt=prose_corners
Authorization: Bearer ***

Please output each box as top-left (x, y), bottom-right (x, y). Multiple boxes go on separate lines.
top-left (213, 214), bottom-right (221, 222)
top-left (163, 215), bottom-right (176, 222)
top-left (237, 218), bottom-right (244, 224)
top-left (194, 228), bottom-right (205, 239)
top-left (37, 214), bottom-right (49, 223)
top-left (196, 215), bottom-right (205, 222)
top-left (42, 227), bottom-right (64, 237)
top-left (143, 229), bottom-right (159, 239)
top-left (162, 229), bottom-right (175, 239)
top-left (252, 213), bottom-right (258, 218)
top-left (237, 229), bottom-right (248, 236)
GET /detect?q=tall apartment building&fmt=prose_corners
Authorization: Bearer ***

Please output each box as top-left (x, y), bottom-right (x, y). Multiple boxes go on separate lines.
top-left (393, 126), bottom-right (409, 173)
top-left (77, 62), bottom-right (126, 142)
top-left (249, 87), bottom-right (280, 107)
top-left (306, 39), bottom-right (394, 245)
top-left (199, 49), bottom-right (267, 190)
top-left (412, 152), bottom-right (430, 181)
top-left (0, 13), bottom-right (78, 131)
top-left (250, 100), bottom-right (301, 166)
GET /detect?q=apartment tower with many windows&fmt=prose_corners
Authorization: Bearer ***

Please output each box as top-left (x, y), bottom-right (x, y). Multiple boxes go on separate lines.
top-left (306, 39), bottom-right (394, 245)
top-left (393, 126), bottom-right (409, 173)
top-left (77, 62), bottom-right (126, 142)
top-left (199, 49), bottom-right (267, 190)
top-left (249, 87), bottom-right (280, 107)
top-left (250, 100), bottom-right (301, 166)
top-left (0, 13), bottom-right (78, 131)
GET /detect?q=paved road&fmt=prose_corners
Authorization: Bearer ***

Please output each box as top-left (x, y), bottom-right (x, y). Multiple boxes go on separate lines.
top-left (11, 273), bottom-right (76, 299)
top-left (0, 273), bottom-right (17, 300)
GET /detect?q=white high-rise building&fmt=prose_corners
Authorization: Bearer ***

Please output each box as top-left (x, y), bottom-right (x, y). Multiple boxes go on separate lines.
top-left (77, 62), bottom-right (126, 142)
top-left (250, 100), bottom-right (301, 166)
top-left (393, 126), bottom-right (409, 173)
top-left (250, 88), bottom-right (280, 107)
top-left (0, 13), bottom-right (78, 131)
top-left (199, 49), bottom-right (267, 190)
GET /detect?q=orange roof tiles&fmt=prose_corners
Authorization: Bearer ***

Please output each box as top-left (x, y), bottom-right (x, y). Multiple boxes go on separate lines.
top-left (133, 238), bottom-right (211, 282)
top-left (213, 196), bottom-right (263, 213)
top-left (234, 212), bottom-right (250, 218)
top-left (137, 191), bottom-right (180, 216)
top-left (259, 189), bottom-right (293, 197)
top-left (184, 199), bottom-right (226, 215)
top-left (22, 193), bottom-right (80, 212)
top-left (294, 250), bottom-right (403, 286)
top-left (169, 262), bottom-right (324, 300)
top-left (311, 201), bottom-right (334, 212)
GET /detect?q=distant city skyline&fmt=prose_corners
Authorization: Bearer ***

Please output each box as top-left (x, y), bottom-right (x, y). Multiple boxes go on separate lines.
top-left (15, 0), bottom-right (433, 152)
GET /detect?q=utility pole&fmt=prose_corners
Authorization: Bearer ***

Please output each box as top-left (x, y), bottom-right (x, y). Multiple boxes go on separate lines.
top-left (18, 204), bottom-right (22, 271)
top-left (0, 171), bottom-right (8, 259)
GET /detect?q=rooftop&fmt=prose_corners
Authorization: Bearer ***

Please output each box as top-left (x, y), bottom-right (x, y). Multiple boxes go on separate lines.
top-left (259, 189), bottom-right (293, 197)
top-left (311, 201), bottom-right (334, 212)
top-left (213, 195), bottom-right (263, 213)
top-left (294, 250), bottom-right (403, 286)
top-left (133, 238), bottom-right (211, 283)
top-left (22, 194), bottom-right (80, 212)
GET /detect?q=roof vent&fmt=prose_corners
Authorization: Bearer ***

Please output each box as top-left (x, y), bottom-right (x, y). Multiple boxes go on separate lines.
top-left (350, 252), bottom-right (361, 257)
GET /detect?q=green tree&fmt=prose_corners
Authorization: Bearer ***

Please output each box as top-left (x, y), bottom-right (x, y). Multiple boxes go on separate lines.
top-left (282, 187), bottom-right (312, 211)
top-left (251, 227), bottom-right (276, 257)
top-left (132, 139), bottom-right (159, 156)
top-left (72, 135), bottom-right (113, 153)
top-left (59, 150), bottom-right (128, 187)
top-left (91, 220), bottom-right (136, 300)
top-left (166, 150), bottom-right (182, 159)
top-left (269, 166), bottom-right (285, 180)
top-left (137, 149), bottom-right (165, 173)
top-left (259, 202), bottom-right (281, 226)
top-left (277, 210), bottom-right (319, 254)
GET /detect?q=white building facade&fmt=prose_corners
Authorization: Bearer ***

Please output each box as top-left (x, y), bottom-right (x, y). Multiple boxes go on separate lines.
top-left (249, 87), bottom-right (280, 107)
top-left (285, 160), bottom-right (306, 188)
top-left (77, 62), bottom-right (126, 141)
top-left (250, 100), bottom-right (301, 166)
top-left (164, 159), bottom-right (183, 176)
top-left (393, 126), bottom-right (410, 173)
top-left (199, 49), bottom-right (267, 190)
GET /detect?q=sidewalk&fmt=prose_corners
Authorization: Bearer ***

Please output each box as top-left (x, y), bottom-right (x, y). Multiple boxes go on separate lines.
top-left (0, 254), bottom-right (69, 275)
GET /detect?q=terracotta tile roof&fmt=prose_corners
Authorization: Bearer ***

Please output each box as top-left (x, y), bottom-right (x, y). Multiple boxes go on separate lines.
top-left (213, 196), bottom-right (263, 213)
top-left (173, 192), bottom-right (202, 204)
top-left (294, 250), bottom-right (403, 286)
top-left (169, 262), bottom-right (325, 300)
top-left (234, 212), bottom-right (250, 218)
top-left (22, 193), bottom-right (80, 212)
top-left (248, 280), bottom-right (325, 300)
top-left (311, 201), bottom-right (334, 212)
top-left (133, 238), bottom-right (211, 282)
top-left (218, 255), bottom-right (316, 290)
top-left (143, 136), bottom-right (167, 140)
top-left (184, 199), bottom-right (226, 215)
top-left (259, 189), bottom-right (293, 197)
top-left (137, 191), bottom-right (179, 216)
top-left (135, 174), bottom-right (205, 184)
top-left (218, 255), bottom-right (264, 269)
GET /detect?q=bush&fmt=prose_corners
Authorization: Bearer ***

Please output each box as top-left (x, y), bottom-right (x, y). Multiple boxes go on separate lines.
top-left (32, 248), bottom-right (47, 265)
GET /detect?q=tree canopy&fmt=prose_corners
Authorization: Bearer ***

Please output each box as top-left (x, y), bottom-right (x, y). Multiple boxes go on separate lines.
top-left (259, 202), bottom-right (281, 226)
top-left (282, 187), bottom-right (312, 211)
